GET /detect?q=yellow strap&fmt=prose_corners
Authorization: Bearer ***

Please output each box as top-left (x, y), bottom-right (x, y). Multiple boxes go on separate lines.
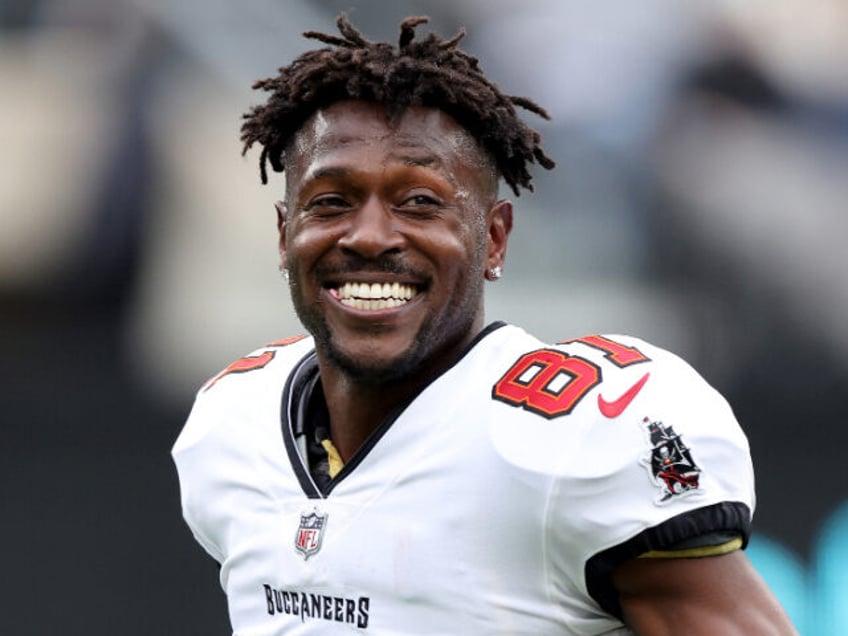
top-left (639, 536), bottom-right (743, 559)
top-left (320, 438), bottom-right (345, 479)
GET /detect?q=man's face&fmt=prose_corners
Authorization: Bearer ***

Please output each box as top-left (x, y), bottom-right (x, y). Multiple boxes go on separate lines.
top-left (279, 99), bottom-right (511, 383)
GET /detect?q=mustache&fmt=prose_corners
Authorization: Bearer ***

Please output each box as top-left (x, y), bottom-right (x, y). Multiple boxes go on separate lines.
top-left (315, 255), bottom-right (426, 280)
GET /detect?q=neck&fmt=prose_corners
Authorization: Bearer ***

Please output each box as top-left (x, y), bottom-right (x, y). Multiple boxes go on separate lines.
top-left (317, 365), bottom-right (430, 462)
top-left (313, 317), bottom-right (489, 461)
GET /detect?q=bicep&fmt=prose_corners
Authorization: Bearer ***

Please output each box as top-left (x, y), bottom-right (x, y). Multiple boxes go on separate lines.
top-left (612, 550), bottom-right (797, 635)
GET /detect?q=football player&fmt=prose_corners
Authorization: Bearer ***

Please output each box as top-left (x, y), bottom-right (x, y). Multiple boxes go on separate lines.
top-left (173, 14), bottom-right (796, 635)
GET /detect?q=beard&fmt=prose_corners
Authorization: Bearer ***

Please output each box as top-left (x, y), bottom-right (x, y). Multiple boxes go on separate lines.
top-left (325, 327), bottom-right (438, 384)
top-left (287, 259), bottom-right (485, 385)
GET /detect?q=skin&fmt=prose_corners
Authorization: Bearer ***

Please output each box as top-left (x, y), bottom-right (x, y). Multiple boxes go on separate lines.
top-left (276, 99), bottom-right (796, 635)
top-left (614, 550), bottom-right (798, 635)
top-left (278, 100), bottom-right (511, 462)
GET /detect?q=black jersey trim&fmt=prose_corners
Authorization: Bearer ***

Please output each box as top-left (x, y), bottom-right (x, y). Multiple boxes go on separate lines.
top-left (281, 321), bottom-right (509, 497)
top-left (584, 501), bottom-right (751, 619)
top-left (280, 351), bottom-right (323, 499)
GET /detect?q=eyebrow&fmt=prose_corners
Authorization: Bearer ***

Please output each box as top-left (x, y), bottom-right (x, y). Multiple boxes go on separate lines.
top-left (305, 165), bottom-right (352, 182)
top-left (393, 154), bottom-right (437, 168)
top-left (305, 153), bottom-right (444, 182)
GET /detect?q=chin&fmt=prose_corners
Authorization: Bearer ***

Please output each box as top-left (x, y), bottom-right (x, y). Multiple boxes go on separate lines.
top-left (326, 342), bottom-right (421, 384)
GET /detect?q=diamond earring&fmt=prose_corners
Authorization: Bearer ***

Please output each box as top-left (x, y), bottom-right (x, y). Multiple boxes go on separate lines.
top-left (487, 265), bottom-right (503, 281)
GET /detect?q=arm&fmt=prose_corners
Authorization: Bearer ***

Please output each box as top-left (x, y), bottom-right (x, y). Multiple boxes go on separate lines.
top-left (612, 550), bottom-right (797, 635)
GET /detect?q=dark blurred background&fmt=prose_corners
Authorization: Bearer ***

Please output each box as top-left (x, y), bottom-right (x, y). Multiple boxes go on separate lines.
top-left (2, 1), bottom-right (846, 634)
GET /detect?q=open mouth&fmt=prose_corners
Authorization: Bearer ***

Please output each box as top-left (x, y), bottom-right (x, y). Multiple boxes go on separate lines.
top-left (330, 281), bottom-right (420, 311)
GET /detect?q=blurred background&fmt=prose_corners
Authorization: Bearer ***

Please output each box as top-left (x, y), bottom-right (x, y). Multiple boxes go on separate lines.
top-left (2, 0), bottom-right (846, 633)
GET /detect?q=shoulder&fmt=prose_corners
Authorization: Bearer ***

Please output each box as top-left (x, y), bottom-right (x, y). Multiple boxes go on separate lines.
top-left (486, 328), bottom-right (733, 429)
top-left (490, 331), bottom-right (756, 614)
top-left (199, 335), bottom-right (314, 394)
top-left (171, 335), bottom-right (314, 556)
top-left (483, 326), bottom-right (754, 537)
top-left (476, 327), bottom-right (752, 489)
top-left (173, 334), bottom-right (314, 455)
top-left (198, 334), bottom-right (313, 404)
top-left (469, 327), bottom-right (756, 617)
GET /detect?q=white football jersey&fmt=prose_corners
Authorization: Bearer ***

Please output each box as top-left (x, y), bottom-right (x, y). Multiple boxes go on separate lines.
top-left (173, 323), bottom-right (755, 635)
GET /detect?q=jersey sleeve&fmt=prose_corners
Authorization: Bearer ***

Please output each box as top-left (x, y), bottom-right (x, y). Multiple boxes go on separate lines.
top-left (544, 336), bottom-right (755, 620)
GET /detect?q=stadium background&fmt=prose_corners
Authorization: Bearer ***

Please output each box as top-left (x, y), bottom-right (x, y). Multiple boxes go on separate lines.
top-left (2, 1), bottom-right (846, 633)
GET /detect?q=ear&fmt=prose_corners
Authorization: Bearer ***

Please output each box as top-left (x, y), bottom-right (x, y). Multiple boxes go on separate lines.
top-left (486, 199), bottom-right (513, 273)
top-left (275, 200), bottom-right (287, 270)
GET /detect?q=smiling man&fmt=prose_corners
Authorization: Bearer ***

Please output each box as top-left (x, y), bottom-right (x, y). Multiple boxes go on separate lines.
top-left (173, 15), bottom-right (796, 635)
top-left (278, 100), bottom-right (512, 460)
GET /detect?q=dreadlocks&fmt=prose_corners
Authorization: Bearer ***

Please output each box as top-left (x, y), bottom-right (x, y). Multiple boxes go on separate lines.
top-left (240, 14), bottom-right (555, 195)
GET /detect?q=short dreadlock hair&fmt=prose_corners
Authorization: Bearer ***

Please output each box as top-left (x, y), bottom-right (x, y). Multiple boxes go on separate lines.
top-left (240, 13), bottom-right (555, 196)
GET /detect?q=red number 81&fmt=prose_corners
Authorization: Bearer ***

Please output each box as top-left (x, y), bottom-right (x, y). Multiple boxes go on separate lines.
top-left (492, 349), bottom-right (601, 419)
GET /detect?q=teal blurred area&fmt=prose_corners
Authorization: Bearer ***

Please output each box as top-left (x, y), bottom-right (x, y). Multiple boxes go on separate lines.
top-left (750, 501), bottom-right (848, 635)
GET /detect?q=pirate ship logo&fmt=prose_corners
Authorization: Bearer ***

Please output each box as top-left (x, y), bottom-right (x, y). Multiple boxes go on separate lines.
top-left (295, 509), bottom-right (328, 560)
top-left (640, 417), bottom-right (702, 505)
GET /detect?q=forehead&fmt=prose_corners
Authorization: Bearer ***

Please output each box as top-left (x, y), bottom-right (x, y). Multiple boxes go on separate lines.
top-left (288, 100), bottom-right (486, 175)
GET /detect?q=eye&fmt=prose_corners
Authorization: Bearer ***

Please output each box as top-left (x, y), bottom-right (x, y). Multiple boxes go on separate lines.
top-left (399, 193), bottom-right (442, 208)
top-left (304, 194), bottom-right (351, 213)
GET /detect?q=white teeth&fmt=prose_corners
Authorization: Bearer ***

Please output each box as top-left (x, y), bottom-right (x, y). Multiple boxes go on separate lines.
top-left (336, 281), bottom-right (419, 310)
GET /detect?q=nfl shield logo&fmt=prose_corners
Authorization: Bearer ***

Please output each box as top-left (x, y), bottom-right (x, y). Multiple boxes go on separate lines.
top-left (295, 509), bottom-right (328, 560)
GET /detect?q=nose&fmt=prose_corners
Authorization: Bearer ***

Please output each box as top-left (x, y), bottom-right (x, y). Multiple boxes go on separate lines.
top-left (337, 195), bottom-right (404, 258)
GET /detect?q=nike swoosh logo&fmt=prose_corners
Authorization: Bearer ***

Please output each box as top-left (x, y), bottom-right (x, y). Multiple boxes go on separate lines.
top-left (598, 372), bottom-right (650, 418)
